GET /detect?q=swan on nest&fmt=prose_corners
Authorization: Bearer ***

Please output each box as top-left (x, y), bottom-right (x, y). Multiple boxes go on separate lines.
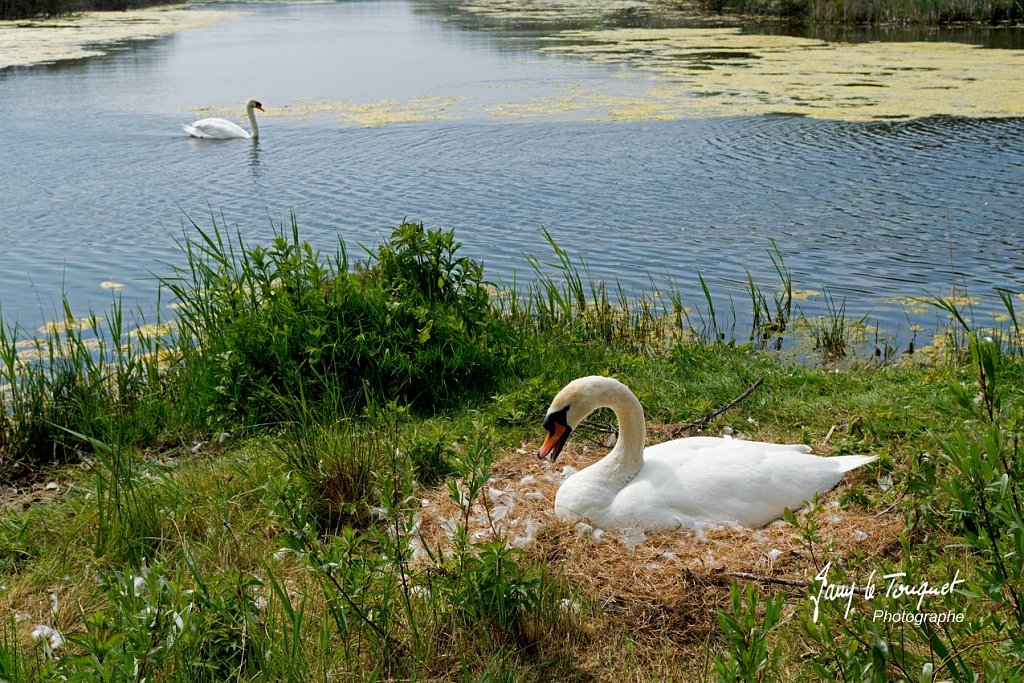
top-left (538, 376), bottom-right (877, 531)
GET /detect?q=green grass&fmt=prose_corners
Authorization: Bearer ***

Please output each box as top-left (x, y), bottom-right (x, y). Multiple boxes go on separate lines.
top-left (1, 217), bottom-right (1022, 681)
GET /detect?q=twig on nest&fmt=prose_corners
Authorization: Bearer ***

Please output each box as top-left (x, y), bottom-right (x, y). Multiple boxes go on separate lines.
top-left (722, 571), bottom-right (868, 596)
top-left (671, 377), bottom-right (765, 436)
top-left (577, 417), bottom-right (619, 447)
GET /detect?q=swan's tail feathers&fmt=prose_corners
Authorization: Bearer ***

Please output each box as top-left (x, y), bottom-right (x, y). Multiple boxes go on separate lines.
top-left (833, 454), bottom-right (879, 472)
top-left (181, 124), bottom-right (209, 138)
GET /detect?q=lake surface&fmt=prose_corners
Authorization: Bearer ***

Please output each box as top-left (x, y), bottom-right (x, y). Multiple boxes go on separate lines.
top-left (1, 0), bottom-right (1022, 344)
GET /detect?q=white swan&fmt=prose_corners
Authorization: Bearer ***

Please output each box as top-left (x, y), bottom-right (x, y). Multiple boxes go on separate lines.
top-left (538, 376), bottom-right (877, 530)
top-left (183, 99), bottom-right (264, 139)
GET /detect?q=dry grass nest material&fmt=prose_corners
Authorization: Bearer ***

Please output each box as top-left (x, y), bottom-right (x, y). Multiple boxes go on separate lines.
top-left (415, 428), bottom-right (901, 643)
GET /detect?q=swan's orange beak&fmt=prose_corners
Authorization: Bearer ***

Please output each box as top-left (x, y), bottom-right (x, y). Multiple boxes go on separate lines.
top-left (538, 422), bottom-right (570, 462)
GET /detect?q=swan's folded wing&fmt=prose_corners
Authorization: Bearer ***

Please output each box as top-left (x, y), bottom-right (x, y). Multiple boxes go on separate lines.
top-left (182, 123), bottom-right (212, 139)
top-left (632, 442), bottom-right (865, 528)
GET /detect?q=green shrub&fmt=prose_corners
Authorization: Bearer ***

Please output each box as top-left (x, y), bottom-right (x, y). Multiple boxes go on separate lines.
top-left (164, 217), bottom-right (519, 428)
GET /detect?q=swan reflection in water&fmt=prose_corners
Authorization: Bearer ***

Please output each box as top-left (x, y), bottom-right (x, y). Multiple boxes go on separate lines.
top-left (248, 139), bottom-right (263, 178)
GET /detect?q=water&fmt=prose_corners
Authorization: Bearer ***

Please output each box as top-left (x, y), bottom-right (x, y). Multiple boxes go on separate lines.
top-left (1, 0), bottom-right (1022, 342)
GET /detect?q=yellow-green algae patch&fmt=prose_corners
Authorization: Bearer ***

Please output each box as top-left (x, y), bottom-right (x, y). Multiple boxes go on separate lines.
top-left (0, 5), bottom-right (234, 71)
top-left (334, 97), bottom-right (463, 127)
top-left (188, 97), bottom-right (464, 128)
top-left (488, 85), bottom-right (653, 119)
top-left (538, 27), bottom-right (1024, 121)
top-left (461, 0), bottom-right (647, 22)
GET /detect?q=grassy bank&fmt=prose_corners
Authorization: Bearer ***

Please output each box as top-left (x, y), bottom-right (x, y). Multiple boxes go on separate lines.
top-left (687, 0), bottom-right (1022, 24)
top-left (0, 0), bottom-right (177, 21)
top-left (1, 218), bottom-right (1022, 681)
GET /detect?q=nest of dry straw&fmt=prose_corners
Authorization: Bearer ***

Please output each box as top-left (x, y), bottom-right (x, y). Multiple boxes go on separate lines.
top-left (414, 430), bottom-right (902, 643)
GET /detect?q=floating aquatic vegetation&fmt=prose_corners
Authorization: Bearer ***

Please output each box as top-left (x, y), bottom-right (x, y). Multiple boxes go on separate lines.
top-left (791, 288), bottom-right (822, 301)
top-left (460, 0), bottom-right (648, 22)
top-left (189, 96), bottom-right (464, 128)
top-left (99, 281), bottom-right (125, 290)
top-left (334, 96), bottom-right (464, 127)
top-left (122, 322), bottom-right (176, 340)
top-left (37, 316), bottom-right (97, 335)
top-left (0, 6), bottom-right (235, 71)
top-left (488, 87), bottom-right (645, 119)
top-left (536, 27), bottom-right (1024, 121)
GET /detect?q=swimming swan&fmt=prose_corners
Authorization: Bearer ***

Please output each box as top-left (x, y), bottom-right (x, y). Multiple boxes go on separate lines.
top-left (183, 99), bottom-right (264, 139)
top-left (538, 376), bottom-right (877, 530)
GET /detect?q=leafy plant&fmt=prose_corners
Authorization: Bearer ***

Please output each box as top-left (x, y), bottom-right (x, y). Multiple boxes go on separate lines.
top-left (713, 582), bottom-right (785, 682)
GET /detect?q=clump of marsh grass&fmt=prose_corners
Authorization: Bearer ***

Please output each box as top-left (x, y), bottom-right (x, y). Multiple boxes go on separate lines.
top-left (747, 240), bottom-right (794, 351)
top-left (809, 289), bottom-right (858, 359)
top-left (0, 298), bottom-right (172, 481)
top-left (504, 229), bottom-right (677, 355)
top-left (676, 241), bottom-right (794, 349)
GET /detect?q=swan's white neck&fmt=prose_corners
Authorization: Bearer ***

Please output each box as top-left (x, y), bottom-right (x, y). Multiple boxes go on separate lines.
top-left (247, 106), bottom-right (259, 139)
top-left (595, 381), bottom-right (646, 483)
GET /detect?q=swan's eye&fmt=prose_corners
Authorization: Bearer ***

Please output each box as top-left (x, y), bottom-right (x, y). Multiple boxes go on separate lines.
top-left (543, 405), bottom-right (570, 434)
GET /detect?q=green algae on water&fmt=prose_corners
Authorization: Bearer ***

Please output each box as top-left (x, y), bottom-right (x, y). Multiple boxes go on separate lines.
top-left (0, 5), bottom-right (234, 71)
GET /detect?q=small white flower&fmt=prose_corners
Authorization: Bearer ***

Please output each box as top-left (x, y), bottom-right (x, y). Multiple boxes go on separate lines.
top-left (558, 598), bottom-right (581, 614)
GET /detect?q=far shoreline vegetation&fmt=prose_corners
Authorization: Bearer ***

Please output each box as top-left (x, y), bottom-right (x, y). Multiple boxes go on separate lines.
top-left (0, 0), bottom-right (177, 20)
top-left (683, 0), bottom-right (1023, 26)
top-left (2, 0), bottom-right (1022, 26)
